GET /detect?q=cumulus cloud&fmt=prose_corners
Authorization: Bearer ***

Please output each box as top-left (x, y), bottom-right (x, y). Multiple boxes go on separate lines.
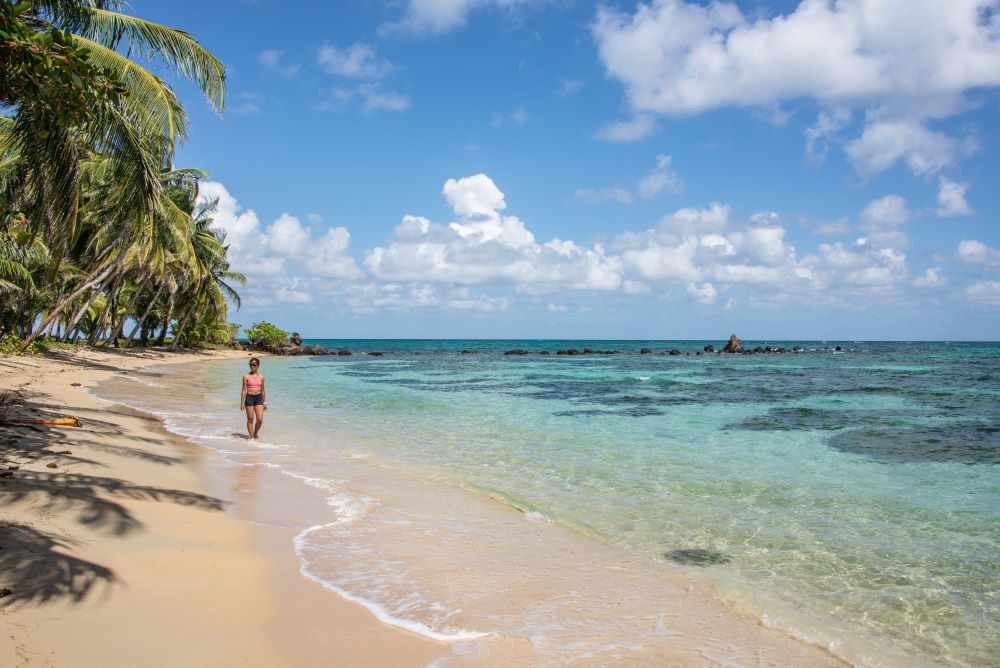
top-left (965, 280), bottom-right (1000, 306)
top-left (196, 181), bottom-right (363, 281)
top-left (686, 281), bottom-right (717, 304)
top-left (860, 195), bottom-right (910, 226)
top-left (936, 177), bottom-right (974, 217)
top-left (319, 42), bottom-right (393, 78)
top-left (957, 239), bottom-right (1000, 269)
top-left (845, 118), bottom-right (967, 179)
top-left (914, 267), bottom-right (946, 288)
top-left (366, 174), bottom-right (624, 291)
top-left (258, 49), bottom-right (300, 77)
top-left (592, 0), bottom-right (1000, 177)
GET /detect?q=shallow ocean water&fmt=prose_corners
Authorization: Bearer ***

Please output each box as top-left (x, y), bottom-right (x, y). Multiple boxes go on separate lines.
top-left (100, 340), bottom-right (1000, 666)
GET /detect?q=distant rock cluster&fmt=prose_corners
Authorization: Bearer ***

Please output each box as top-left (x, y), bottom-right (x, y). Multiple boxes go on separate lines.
top-left (245, 331), bottom-right (834, 358)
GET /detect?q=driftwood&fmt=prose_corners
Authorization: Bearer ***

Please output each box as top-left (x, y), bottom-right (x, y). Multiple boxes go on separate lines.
top-left (0, 417), bottom-right (82, 427)
top-left (0, 391), bottom-right (81, 427)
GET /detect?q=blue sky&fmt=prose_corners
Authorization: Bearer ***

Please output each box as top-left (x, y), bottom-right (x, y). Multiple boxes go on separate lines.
top-left (137, 0), bottom-right (998, 339)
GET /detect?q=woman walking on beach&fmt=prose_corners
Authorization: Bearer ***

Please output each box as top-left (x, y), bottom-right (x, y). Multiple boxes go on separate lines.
top-left (241, 357), bottom-right (266, 439)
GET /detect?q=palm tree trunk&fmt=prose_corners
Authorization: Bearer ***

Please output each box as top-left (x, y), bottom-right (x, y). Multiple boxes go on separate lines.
top-left (20, 260), bottom-right (119, 351)
top-left (62, 289), bottom-right (102, 342)
top-left (125, 281), bottom-right (165, 347)
top-left (155, 290), bottom-right (176, 345)
top-left (169, 300), bottom-right (197, 350)
top-left (102, 273), bottom-right (152, 348)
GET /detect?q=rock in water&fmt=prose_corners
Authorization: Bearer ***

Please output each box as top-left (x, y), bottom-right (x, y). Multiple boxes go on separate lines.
top-left (289, 332), bottom-right (303, 346)
top-left (722, 333), bottom-right (743, 353)
top-left (666, 548), bottom-right (731, 566)
top-left (703, 344), bottom-right (715, 353)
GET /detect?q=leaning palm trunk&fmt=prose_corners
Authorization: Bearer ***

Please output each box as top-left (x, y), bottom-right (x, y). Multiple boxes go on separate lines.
top-left (20, 259), bottom-right (119, 351)
top-left (155, 290), bottom-right (176, 345)
top-left (62, 289), bottom-right (101, 341)
top-left (102, 273), bottom-right (153, 347)
top-left (169, 299), bottom-right (198, 350)
top-left (125, 281), bottom-right (166, 347)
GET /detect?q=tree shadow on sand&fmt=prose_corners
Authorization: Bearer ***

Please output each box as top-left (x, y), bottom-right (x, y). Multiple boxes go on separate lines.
top-left (0, 522), bottom-right (116, 606)
top-left (0, 385), bottom-right (229, 607)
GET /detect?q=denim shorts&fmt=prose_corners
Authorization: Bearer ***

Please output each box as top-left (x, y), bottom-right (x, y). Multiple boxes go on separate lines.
top-left (244, 394), bottom-right (264, 407)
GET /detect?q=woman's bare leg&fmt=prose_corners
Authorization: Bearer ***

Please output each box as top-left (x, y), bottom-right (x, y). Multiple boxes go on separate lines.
top-left (245, 405), bottom-right (255, 438)
top-left (253, 404), bottom-right (264, 439)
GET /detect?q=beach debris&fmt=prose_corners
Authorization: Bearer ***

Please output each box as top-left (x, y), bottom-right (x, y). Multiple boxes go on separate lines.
top-left (70, 382), bottom-right (82, 387)
top-left (0, 417), bottom-right (82, 427)
top-left (54, 449), bottom-right (72, 455)
top-left (0, 471), bottom-right (13, 478)
top-left (722, 334), bottom-right (743, 353)
top-left (666, 548), bottom-right (731, 566)
top-left (46, 462), bottom-right (58, 469)
top-left (0, 588), bottom-right (12, 598)
top-left (7, 465), bottom-right (19, 470)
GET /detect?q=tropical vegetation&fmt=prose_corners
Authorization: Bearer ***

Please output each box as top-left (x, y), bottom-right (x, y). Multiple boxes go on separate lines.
top-left (0, 0), bottom-right (242, 352)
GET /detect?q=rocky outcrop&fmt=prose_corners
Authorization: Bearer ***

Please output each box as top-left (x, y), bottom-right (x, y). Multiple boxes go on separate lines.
top-left (504, 349), bottom-right (531, 355)
top-left (722, 334), bottom-right (743, 353)
top-left (640, 348), bottom-right (653, 354)
top-left (289, 332), bottom-right (303, 346)
top-left (704, 344), bottom-right (715, 353)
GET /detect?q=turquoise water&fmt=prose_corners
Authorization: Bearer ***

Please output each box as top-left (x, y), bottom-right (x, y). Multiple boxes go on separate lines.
top-left (105, 340), bottom-right (1000, 665)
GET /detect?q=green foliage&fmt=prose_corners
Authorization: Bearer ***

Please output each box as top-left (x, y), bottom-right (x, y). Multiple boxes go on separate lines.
top-left (0, 329), bottom-right (38, 355)
top-left (0, 1), bottom-right (127, 133)
top-left (244, 321), bottom-right (287, 350)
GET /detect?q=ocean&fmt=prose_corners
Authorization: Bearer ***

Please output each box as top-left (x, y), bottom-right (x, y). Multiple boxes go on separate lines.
top-left (98, 340), bottom-right (1000, 666)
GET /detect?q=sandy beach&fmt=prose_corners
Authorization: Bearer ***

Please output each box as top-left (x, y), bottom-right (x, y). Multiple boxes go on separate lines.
top-left (0, 347), bottom-right (443, 667)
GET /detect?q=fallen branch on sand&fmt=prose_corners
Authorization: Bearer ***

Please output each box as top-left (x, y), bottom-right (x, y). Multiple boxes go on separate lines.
top-left (0, 391), bottom-right (82, 427)
top-left (0, 417), bottom-right (82, 427)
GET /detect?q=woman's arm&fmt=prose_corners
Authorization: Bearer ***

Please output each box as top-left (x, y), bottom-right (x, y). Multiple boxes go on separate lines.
top-left (261, 377), bottom-right (267, 410)
top-left (241, 376), bottom-right (247, 408)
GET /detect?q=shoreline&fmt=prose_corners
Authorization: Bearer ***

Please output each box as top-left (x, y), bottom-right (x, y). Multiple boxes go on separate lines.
top-left (0, 347), bottom-right (444, 667)
top-left (96, 352), bottom-right (852, 665)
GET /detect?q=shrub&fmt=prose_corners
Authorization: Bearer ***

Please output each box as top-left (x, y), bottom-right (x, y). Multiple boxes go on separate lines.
top-left (243, 321), bottom-right (288, 350)
top-left (0, 330), bottom-right (38, 356)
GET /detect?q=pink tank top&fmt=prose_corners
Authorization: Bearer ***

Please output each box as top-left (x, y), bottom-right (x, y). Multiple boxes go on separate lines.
top-left (246, 374), bottom-right (262, 393)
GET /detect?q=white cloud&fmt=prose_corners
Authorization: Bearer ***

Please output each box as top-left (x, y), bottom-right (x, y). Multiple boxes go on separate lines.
top-left (936, 177), bottom-right (974, 217)
top-left (196, 181), bottom-right (363, 281)
top-left (686, 281), bottom-right (717, 304)
top-left (258, 49), bottom-right (300, 77)
top-left (592, 0), bottom-right (1000, 115)
top-left (491, 106), bottom-right (531, 127)
top-left (595, 115), bottom-right (659, 142)
top-left (637, 154), bottom-right (682, 197)
top-left (957, 239), bottom-right (1000, 269)
top-left (860, 195), bottom-right (910, 226)
top-left (592, 0), bottom-right (1000, 177)
top-left (547, 303), bottom-right (568, 312)
top-left (366, 174), bottom-right (624, 291)
top-left (914, 267), bottom-right (946, 288)
top-left (380, 0), bottom-right (536, 37)
top-left (965, 281), bottom-right (1000, 305)
top-left (318, 43), bottom-right (392, 79)
top-left (845, 119), bottom-right (963, 179)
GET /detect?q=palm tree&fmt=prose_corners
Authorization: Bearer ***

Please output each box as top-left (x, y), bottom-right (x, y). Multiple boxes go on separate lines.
top-left (1, 0), bottom-right (228, 350)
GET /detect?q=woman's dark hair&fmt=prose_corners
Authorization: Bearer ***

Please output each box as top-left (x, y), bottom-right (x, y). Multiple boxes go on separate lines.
top-left (249, 357), bottom-right (261, 367)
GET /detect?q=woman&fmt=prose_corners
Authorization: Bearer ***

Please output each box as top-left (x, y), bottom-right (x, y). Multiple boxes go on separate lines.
top-left (241, 357), bottom-right (266, 439)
